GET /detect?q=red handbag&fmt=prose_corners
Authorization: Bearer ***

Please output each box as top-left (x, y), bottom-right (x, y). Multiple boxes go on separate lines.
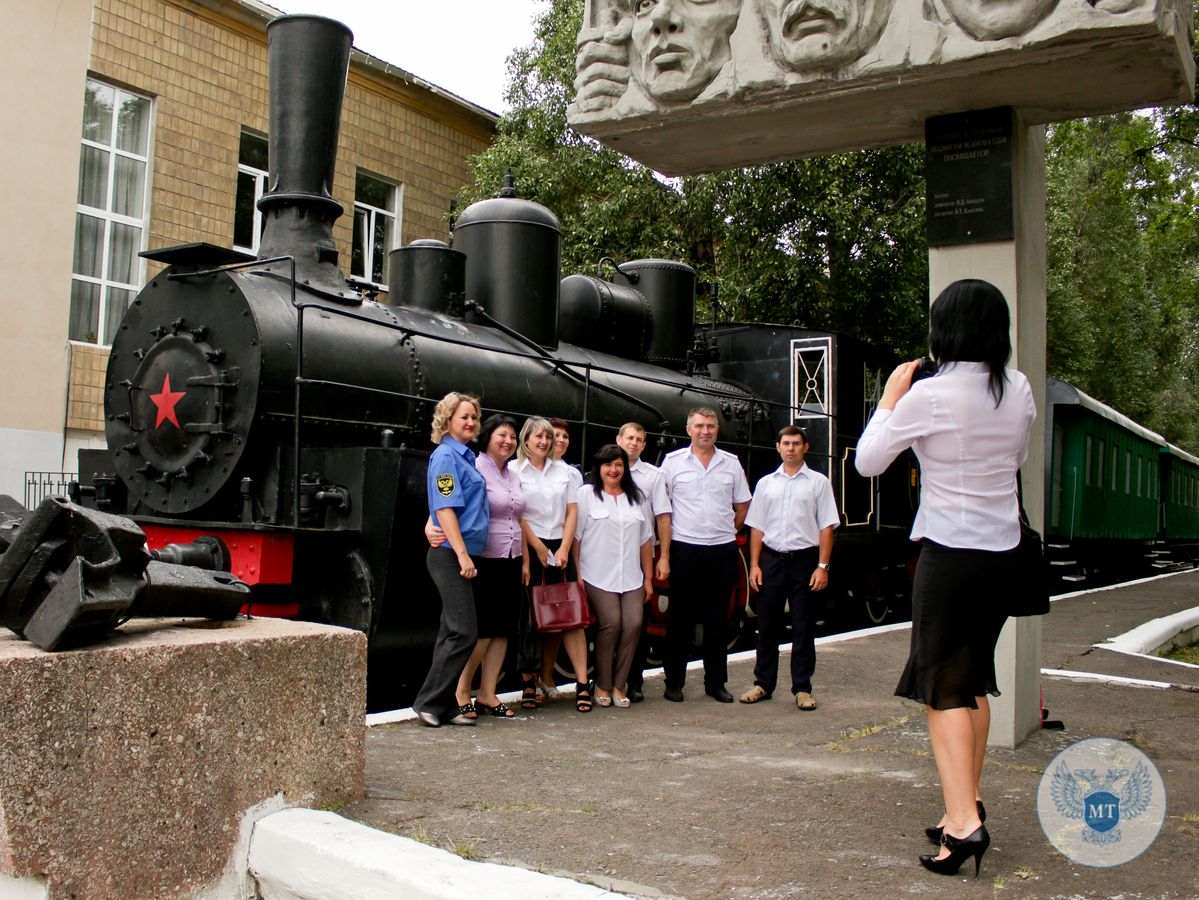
top-left (531, 574), bottom-right (594, 633)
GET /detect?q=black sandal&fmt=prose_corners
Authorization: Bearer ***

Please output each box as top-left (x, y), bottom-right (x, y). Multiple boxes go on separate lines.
top-left (575, 682), bottom-right (593, 713)
top-left (520, 682), bottom-right (540, 710)
top-left (475, 700), bottom-right (516, 718)
top-left (457, 702), bottom-right (478, 720)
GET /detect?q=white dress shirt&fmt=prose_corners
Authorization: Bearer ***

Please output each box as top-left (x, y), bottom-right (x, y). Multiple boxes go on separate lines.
top-left (659, 447), bottom-right (752, 545)
top-left (574, 486), bottom-right (653, 592)
top-left (744, 464), bottom-right (840, 551)
top-left (629, 459), bottom-right (671, 519)
top-left (512, 458), bottom-right (582, 540)
top-left (855, 362), bottom-right (1036, 551)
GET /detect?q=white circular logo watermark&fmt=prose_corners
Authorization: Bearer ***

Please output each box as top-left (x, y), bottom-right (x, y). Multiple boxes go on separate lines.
top-left (1037, 737), bottom-right (1167, 867)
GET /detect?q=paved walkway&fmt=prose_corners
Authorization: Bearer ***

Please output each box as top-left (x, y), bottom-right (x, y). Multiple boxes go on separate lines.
top-left (345, 571), bottom-right (1199, 898)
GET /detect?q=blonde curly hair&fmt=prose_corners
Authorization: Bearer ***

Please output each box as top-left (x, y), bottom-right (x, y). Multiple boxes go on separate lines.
top-left (517, 416), bottom-right (556, 462)
top-left (430, 392), bottom-right (481, 444)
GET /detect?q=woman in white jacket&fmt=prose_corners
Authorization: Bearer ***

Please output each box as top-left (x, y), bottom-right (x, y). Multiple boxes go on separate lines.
top-left (855, 279), bottom-right (1035, 878)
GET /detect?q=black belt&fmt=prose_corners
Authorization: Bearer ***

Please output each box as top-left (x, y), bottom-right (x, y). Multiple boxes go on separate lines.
top-left (762, 545), bottom-right (818, 560)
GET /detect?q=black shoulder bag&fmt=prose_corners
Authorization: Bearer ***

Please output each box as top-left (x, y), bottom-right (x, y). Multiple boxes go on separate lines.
top-left (1010, 473), bottom-right (1051, 617)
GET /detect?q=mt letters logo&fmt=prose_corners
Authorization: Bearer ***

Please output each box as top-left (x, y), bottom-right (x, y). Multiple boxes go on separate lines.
top-left (1037, 737), bottom-right (1166, 866)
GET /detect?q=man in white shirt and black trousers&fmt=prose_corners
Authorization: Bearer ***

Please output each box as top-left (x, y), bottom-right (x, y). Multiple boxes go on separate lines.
top-left (659, 407), bottom-right (751, 703)
top-left (739, 425), bottom-right (839, 711)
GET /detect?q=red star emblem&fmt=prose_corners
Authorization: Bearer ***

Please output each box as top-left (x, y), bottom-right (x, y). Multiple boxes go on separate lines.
top-left (149, 373), bottom-right (187, 429)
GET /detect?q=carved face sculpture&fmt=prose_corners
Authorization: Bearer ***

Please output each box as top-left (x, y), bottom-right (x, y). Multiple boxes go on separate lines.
top-left (941, 0), bottom-right (1060, 40)
top-left (755, 0), bottom-right (894, 73)
top-left (632, 0), bottom-right (741, 104)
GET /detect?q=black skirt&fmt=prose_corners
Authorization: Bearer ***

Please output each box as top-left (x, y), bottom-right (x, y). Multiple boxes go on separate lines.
top-left (473, 556), bottom-right (523, 639)
top-left (894, 540), bottom-right (1013, 710)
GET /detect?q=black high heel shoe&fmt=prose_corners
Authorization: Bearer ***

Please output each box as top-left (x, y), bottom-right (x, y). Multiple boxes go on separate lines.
top-left (925, 799), bottom-right (986, 845)
top-left (919, 824), bottom-right (990, 877)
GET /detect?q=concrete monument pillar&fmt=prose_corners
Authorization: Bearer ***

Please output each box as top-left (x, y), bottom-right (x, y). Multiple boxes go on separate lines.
top-left (928, 113), bottom-right (1047, 747)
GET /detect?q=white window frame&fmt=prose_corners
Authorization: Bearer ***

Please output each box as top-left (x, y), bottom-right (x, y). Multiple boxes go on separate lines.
top-left (233, 133), bottom-right (268, 255)
top-left (71, 79), bottom-right (153, 346)
top-left (351, 171), bottom-right (402, 290)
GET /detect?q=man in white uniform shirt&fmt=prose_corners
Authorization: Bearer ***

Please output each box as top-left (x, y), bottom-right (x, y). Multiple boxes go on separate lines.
top-left (739, 426), bottom-right (839, 711)
top-left (659, 407), bottom-right (751, 703)
top-left (615, 422), bottom-right (672, 702)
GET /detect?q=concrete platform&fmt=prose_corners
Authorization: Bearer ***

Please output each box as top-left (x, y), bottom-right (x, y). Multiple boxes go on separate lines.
top-left (344, 570), bottom-right (1199, 898)
top-left (0, 617), bottom-right (365, 899)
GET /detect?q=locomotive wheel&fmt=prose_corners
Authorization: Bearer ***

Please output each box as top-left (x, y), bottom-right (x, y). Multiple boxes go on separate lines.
top-left (297, 547), bottom-right (377, 637)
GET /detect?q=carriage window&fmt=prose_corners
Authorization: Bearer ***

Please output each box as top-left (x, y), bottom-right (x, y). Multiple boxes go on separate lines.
top-left (233, 131), bottom-right (268, 253)
top-left (70, 79), bottom-right (152, 345)
top-left (351, 171), bottom-right (401, 289)
top-left (1136, 454), bottom-right (1143, 497)
top-left (1084, 436), bottom-right (1092, 487)
top-left (1111, 447), bottom-right (1117, 491)
top-left (1097, 439), bottom-right (1105, 488)
top-left (1125, 451), bottom-right (1132, 493)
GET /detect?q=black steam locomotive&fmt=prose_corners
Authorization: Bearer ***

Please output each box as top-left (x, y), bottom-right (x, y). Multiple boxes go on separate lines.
top-left (73, 15), bottom-right (918, 708)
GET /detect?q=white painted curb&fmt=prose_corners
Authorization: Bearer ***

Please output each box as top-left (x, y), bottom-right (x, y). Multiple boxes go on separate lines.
top-left (249, 808), bottom-right (629, 900)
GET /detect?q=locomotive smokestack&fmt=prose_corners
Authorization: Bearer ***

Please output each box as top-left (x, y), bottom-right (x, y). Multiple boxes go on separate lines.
top-left (256, 14), bottom-right (356, 300)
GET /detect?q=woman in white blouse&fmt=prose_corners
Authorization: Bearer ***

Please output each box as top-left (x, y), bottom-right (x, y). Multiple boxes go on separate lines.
top-left (855, 280), bottom-right (1035, 879)
top-left (573, 444), bottom-right (654, 708)
top-left (512, 417), bottom-right (591, 711)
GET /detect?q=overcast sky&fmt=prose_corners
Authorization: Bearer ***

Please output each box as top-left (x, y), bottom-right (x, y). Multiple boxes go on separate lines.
top-left (269, 1), bottom-right (542, 114)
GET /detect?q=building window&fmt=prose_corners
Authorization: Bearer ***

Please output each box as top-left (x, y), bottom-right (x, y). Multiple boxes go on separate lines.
top-left (233, 131), bottom-right (268, 254)
top-left (70, 79), bottom-right (152, 345)
top-left (351, 171), bottom-right (400, 288)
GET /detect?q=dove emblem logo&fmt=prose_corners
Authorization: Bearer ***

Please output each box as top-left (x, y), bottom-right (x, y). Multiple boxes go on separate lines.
top-left (1038, 738), bottom-right (1166, 866)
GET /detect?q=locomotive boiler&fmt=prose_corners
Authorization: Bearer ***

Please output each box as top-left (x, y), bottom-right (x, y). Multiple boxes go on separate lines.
top-left (74, 14), bottom-right (918, 708)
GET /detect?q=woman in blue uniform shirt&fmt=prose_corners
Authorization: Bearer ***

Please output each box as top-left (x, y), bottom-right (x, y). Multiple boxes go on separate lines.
top-left (413, 392), bottom-right (489, 728)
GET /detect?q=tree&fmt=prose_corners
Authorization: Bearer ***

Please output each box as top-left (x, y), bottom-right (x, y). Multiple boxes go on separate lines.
top-left (1045, 113), bottom-right (1199, 451)
top-left (458, 0), bottom-right (930, 357)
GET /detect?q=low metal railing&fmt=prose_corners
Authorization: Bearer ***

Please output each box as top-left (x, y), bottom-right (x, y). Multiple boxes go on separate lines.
top-left (23, 472), bottom-right (77, 509)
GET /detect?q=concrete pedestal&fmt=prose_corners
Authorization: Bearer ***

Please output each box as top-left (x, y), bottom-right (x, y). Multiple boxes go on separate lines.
top-left (929, 117), bottom-right (1047, 748)
top-left (0, 617), bottom-right (365, 898)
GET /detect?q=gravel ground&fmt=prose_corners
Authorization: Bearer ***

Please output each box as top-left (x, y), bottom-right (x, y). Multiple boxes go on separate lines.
top-left (344, 570), bottom-right (1199, 899)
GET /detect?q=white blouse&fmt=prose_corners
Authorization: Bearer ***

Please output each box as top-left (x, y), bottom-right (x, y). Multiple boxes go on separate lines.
top-left (855, 362), bottom-right (1036, 551)
top-left (512, 458), bottom-right (582, 540)
top-left (574, 486), bottom-right (653, 593)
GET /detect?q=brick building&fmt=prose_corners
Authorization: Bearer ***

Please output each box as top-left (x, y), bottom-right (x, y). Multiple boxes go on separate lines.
top-left (2, 0), bottom-right (495, 500)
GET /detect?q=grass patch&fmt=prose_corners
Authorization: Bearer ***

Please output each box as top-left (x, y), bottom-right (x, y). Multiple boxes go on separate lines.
top-left (992, 875), bottom-right (1005, 888)
top-left (1173, 812), bottom-right (1199, 836)
top-left (450, 840), bottom-right (482, 860)
top-left (1013, 866), bottom-right (1035, 880)
top-left (409, 828), bottom-right (432, 845)
top-left (1162, 641), bottom-right (1199, 664)
top-left (824, 715), bottom-right (912, 752)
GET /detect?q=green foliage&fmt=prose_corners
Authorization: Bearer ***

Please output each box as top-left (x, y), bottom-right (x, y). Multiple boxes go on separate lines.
top-left (460, 0), bottom-right (1199, 452)
top-left (457, 0), bottom-right (929, 356)
top-left (1046, 113), bottom-right (1199, 452)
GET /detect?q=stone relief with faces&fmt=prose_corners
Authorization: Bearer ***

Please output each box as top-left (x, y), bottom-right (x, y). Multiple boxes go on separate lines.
top-left (571, 0), bottom-right (1159, 117)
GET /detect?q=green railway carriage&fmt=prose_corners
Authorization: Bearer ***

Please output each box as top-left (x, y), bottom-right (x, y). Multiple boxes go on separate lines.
top-left (1045, 379), bottom-right (1162, 543)
top-left (1160, 444), bottom-right (1199, 546)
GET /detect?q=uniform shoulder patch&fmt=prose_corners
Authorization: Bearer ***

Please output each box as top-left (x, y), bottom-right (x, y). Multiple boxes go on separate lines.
top-left (436, 473), bottom-right (455, 497)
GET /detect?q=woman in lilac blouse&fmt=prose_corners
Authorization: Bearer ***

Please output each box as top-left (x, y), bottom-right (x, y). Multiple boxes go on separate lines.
top-left (451, 414), bottom-right (528, 718)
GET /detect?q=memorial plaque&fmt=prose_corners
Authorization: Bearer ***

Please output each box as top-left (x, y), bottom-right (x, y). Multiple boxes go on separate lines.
top-left (569, 0), bottom-right (1195, 175)
top-left (926, 108), bottom-right (1014, 246)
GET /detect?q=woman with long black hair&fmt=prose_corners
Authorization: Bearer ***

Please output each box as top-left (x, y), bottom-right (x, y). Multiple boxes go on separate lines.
top-left (573, 444), bottom-right (654, 708)
top-left (856, 279), bottom-right (1036, 877)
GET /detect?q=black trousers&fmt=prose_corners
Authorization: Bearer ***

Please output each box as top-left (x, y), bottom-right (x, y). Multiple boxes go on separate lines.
top-left (413, 547), bottom-right (478, 722)
top-left (753, 546), bottom-right (819, 696)
top-left (664, 540), bottom-right (738, 690)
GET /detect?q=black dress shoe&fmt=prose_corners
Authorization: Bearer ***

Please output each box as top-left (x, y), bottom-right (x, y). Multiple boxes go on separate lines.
top-left (663, 686), bottom-right (684, 702)
top-left (629, 687), bottom-right (645, 703)
top-left (706, 686), bottom-right (734, 703)
top-left (919, 824), bottom-right (989, 878)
